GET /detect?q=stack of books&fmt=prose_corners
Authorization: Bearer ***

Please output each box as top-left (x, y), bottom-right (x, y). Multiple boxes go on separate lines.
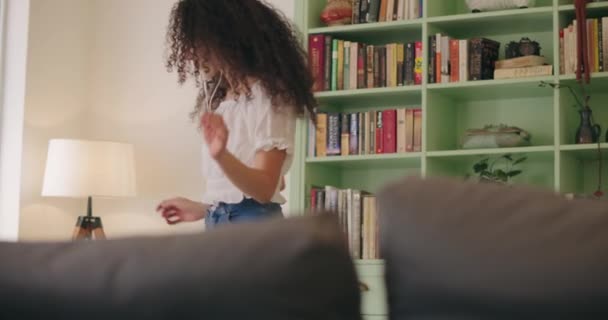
top-left (493, 55), bottom-right (552, 79)
top-left (309, 186), bottom-right (380, 259)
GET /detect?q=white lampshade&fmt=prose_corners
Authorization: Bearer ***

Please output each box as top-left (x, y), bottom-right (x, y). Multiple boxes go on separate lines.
top-left (42, 139), bottom-right (136, 198)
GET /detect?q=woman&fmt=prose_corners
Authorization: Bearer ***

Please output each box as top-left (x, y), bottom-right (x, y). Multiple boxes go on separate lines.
top-left (156, 0), bottom-right (316, 229)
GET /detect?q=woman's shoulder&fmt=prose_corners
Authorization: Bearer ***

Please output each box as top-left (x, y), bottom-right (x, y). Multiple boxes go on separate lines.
top-left (246, 80), bottom-right (293, 115)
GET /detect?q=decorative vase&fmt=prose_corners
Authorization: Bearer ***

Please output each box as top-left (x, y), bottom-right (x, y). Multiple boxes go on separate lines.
top-left (320, 0), bottom-right (352, 26)
top-left (575, 108), bottom-right (602, 144)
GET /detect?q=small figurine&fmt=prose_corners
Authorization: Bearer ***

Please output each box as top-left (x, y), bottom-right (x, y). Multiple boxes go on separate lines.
top-left (505, 37), bottom-right (541, 59)
top-left (321, 0), bottom-right (353, 26)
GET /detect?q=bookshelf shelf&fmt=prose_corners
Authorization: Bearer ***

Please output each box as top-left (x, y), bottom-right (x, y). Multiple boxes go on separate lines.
top-left (306, 153), bottom-right (421, 168)
top-left (560, 143), bottom-right (608, 151)
top-left (558, 2), bottom-right (608, 13)
top-left (426, 146), bottom-right (555, 158)
top-left (315, 86), bottom-right (422, 109)
top-left (560, 143), bottom-right (608, 160)
top-left (427, 77), bottom-right (554, 99)
top-left (427, 8), bottom-right (553, 37)
top-left (427, 7), bottom-right (553, 24)
top-left (558, 72), bottom-right (608, 80)
top-left (308, 18), bottom-right (423, 37)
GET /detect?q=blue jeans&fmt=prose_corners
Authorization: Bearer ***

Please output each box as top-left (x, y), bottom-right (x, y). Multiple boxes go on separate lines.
top-left (204, 198), bottom-right (283, 230)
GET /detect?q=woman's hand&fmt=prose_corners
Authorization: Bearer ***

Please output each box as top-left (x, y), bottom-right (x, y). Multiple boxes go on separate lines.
top-left (156, 197), bottom-right (208, 225)
top-left (201, 112), bottom-right (229, 160)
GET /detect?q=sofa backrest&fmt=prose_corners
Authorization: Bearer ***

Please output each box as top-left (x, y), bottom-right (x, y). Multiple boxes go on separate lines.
top-left (0, 214), bottom-right (361, 320)
top-left (378, 176), bottom-right (608, 319)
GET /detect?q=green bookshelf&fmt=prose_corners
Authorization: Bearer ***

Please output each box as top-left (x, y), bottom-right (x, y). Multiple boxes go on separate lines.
top-left (292, 1), bottom-right (608, 318)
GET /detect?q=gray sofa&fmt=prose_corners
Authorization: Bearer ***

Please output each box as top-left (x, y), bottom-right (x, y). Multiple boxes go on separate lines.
top-left (3, 176), bottom-right (608, 319)
top-left (0, 214), bottom-right (361, 320)
top-left (379, 177), bottom-right (608, 319)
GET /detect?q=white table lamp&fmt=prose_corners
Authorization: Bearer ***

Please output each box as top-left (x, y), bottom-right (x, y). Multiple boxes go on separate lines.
top-left (42, 139), bottom-right (136, 240)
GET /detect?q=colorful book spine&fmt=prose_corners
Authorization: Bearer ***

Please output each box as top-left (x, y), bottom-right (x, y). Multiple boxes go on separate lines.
top-left (382, 109), bottom-right (397, 153)
top-left (603, 17), bottom-right (608, 72)
top-left (379, 0), bottom-right (388, 22)
top-left (392, 44), bottom-right (399, 87)
top-left (397, 43), bottom-right (405, 86)
top-left (413, 108), bottom-right (422, 152)
top-left (599, 19), bottom-right (604, 72)
top-left (405, 42), bottom-right (414, 85)
top-left (308, 120), bottom-right (316, 157)
top-left (380, 46), bottom-right (387, 87)
top-left (358, 44), bottom-right (367, 89)
top-left (308, 34), bottom-right (325, 92)
top-left (337, 40), bottom-right (345, 90)
top-left (344, 41), bottom-right (351, 90)
top-left (367, 45), bottom-right (375, 88)
top-left (350, 113), bottom-right (359, 155)
top-left (350, 42), bottom-right (359, 90)
top-left (364, 112), bottom-right (371, 154)
top-left (359, 0), bottom-right (369, 23)
top-left (373, 46), bottom-right (381, 87)
top-left (351, 190), bottom-right (362, 259)
top-left (435, 33), bottom-right (442, 84)
top-left (375, 110), bottom-right (384, 154)
top-left (449, 39), bottom-right (459, 82)
top-left (369, 111), bottom-right (376, 154)
top-left (414, 41), bottom-right (423, 85)
top-left (341, 113), bottom-right (350, 156)
top-left (459, 39), bottom-right (468, 82)
top-left (358, 113), bottom-right (365, 155)
top-left (331, 39), bottom-right (338, 90)
top-left (324, 35), bottom-right (333, 91)
top-left (352, 0), bottom-right (361, 24)
top-left (315, 113), bottom-right (327, 157)
top-left (428, 35), bottom-right (436, 83)
top-left (441, 35), bottom-right (450, 83)
top-left (397, 108), bottom-right (406, 153)
top-left (469, 38), bottom-right (500, 80)
top-left (405, 109), bottom-right (414, 152)
top-left (386, 0), bottom-right (394, 21)
top-left (368, 0), bottom-right (381, 22)
top-left (327, 113), bottom-right (341, 155)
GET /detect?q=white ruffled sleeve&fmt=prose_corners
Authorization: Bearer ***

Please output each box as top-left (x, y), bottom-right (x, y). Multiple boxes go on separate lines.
top-left (253, 98), bottom-right (297, 155)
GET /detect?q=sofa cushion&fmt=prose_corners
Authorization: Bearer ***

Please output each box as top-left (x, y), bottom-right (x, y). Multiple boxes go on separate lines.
top-left (378, 176), bottom-right (608, 319)
top-left (0, 214), bottom-right (361, 320)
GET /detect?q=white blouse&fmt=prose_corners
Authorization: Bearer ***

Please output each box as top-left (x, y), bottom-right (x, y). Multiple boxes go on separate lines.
top-left (201, 82), bottom-right (296, 205)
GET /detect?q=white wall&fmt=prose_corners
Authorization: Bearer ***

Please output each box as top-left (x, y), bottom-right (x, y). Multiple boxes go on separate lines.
top-left (0, 0), bottom-right (30, 241)
top-left (19, 0), bottom-right (296, 241)
top-left (19, 0), bottom-right (91, 241)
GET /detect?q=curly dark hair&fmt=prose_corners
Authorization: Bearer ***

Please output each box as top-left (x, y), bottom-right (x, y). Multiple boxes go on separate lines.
top-left (166, 0), bottom-right (317, 119)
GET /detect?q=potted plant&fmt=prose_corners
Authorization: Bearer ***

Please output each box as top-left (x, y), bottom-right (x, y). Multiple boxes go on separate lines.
top-left (467, 153), bottom-right (527, 184)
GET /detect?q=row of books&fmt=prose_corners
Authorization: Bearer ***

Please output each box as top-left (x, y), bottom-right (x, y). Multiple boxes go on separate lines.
top-left (353, 0), bottom-right (423, 24)
top-left (308, 34), bottom-right (423, 92)
top-left (428, 34), bottom-right (500, 83)
top-left (309, 108), bottom-right (422, 158)
top-left (561, 17), bottom-right (608, 75)
top-left (310, 186), bottom-right (380, 260)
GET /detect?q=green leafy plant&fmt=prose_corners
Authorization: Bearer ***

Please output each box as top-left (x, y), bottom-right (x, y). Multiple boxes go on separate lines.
top-left (539, 80), bottom-right (589, 112)
top-left (468, 154), bottom-right (527, 184)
